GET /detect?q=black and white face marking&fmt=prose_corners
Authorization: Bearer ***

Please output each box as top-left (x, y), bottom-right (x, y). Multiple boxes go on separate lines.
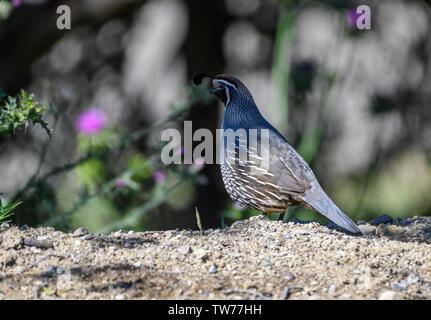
top-left (211, 79), bottom-right (237, 108)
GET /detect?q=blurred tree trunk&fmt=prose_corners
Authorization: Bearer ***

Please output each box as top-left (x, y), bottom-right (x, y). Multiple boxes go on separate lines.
top-left (182, 0), bottom-right (233, 228)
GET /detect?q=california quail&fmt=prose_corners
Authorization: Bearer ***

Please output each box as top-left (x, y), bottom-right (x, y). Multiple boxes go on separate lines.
top-left (193, 73), bottom-right (362, 235)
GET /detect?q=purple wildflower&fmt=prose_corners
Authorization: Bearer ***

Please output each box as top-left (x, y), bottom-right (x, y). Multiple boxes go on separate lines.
top-left (116, 179), bottom-right (126, 188)
top-left (193, 157), bottom-right (206, 170)
top-left (154, 171), bottom-right (166, 181)
top-left (76, 109), bottom-right (107, 135)
top-left (13, 0), bottom-right (21, 7)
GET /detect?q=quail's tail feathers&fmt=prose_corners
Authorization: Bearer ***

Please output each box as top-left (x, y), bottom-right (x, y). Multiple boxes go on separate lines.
top-left (304, 191), bottom-right (362, 235)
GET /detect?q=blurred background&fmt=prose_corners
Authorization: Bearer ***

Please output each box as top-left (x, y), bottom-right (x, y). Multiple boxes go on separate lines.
top-left (0, 0), bottom-right (430, 233)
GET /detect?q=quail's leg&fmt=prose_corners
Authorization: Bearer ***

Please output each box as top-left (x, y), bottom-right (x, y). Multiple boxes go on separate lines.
top-left (279, 208), bottom-right (295, 222)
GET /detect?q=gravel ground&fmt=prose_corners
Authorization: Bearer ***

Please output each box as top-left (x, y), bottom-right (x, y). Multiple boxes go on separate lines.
top-left (1, 215), bottom-right (431, 300)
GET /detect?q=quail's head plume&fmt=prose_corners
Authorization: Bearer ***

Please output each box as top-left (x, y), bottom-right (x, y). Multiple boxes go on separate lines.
top-left (193, 73), bottom-right (362, 235)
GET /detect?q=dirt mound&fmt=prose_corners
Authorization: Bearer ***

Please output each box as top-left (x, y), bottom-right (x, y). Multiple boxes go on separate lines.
top-left (1, 215), bottom-right (431, 299)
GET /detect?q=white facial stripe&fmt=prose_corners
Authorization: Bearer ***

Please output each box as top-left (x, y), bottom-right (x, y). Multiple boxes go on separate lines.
top-left (225, 87), bottom-right (231, 108)
top-left (214, 79), bottom-right (237, 90)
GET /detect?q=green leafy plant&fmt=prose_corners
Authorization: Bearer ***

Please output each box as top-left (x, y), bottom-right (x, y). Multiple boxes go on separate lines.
top-left (0, 89), bottom-right (50, 141)
top-left (6, 85), bottom-right (210, 232)
top-left (0, 199), bottom-right (22, 224)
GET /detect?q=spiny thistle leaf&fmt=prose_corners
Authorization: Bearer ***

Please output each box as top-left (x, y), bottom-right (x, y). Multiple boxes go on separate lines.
top-left (0, 90), bottom-right (50, 140)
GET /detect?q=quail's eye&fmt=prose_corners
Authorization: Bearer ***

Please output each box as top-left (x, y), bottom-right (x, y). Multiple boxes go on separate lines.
top-left (212, 80), bottom-right (224, 90)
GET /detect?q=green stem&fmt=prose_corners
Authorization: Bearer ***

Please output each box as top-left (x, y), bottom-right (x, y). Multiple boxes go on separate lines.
top-left (96, 179), bottom-right (184, 234)
top-left (270, 5), bottom-right (295, 135)
top-left (9, 90), bottom-right (197, 203)
top-left (39, 155), bottom-right (159, 228)
top-left (297, 74), bottom-right (336, 164)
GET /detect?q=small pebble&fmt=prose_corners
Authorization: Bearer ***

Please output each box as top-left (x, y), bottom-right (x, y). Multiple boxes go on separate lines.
top-left (263, 261), bottom-right (272, 267)
top-left (73, 227), bottom-right (89, 237)
top-left (370, 214), bottom-right (393, 226)
top-left (44, 266), bottom-right (57, 277)
top-left (213, 252), bottom-right (222, 259)
top-left (392, 284), bottom-right (406, 291)
top-left (358, 225), bottom-right (377, 236)
top-left (379, 290), bottom-right (403, 300)
top-left (112, 230), bottom-right (123, 238)
top-left (20, 225), bottom-right (29, 231)
top-left (178, 246), bottom-right (192, 255)
top-left (328, 285), bottom-right (338, 295)
top-left (209, 265), bottom-right (217, 274)
top-left (15, 266), bottom-right (26, 274)
top-left (194, 248), bottom-right (209, 261)
top-left (82, 234), bottom-right (95, 241)
top-left (284, 273), bottom-right (295, 281)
